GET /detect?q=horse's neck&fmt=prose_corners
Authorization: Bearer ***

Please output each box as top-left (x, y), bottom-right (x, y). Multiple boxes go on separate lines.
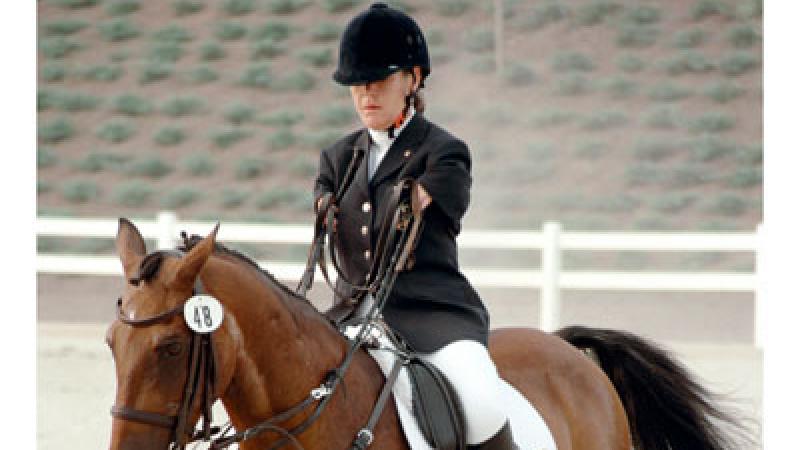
top-left (204, 256), bottom-right (351, 429)
top-left (204, 256), bottom-right (398, 448)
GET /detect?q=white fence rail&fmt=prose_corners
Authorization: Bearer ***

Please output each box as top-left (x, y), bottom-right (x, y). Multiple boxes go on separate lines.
top-left (37, 212), bottom-right (763, 345)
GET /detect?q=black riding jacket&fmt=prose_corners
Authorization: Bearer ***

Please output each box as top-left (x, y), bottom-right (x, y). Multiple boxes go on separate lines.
top-left (313, 114), bottom-right (489, 352)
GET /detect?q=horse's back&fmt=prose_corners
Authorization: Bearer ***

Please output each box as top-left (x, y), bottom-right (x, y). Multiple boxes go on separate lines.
top-left (488, 327), bottom-right (630, 450)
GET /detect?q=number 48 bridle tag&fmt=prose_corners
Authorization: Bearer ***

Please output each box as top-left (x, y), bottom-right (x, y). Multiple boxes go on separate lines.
top-left (183, 295), bottom-right (224, 333)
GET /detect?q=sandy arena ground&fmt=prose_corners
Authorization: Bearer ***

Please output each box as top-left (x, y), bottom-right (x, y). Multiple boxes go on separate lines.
top-left (38, 275), bottom-right (763, 449)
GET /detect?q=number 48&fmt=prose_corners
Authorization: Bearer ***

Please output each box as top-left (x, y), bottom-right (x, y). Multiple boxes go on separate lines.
top-left (193, 305), bottom-right (213, 328)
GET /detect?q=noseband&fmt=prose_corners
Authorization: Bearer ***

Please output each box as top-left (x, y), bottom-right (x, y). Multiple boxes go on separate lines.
top-left (110, 279), bottom-right (218, 450)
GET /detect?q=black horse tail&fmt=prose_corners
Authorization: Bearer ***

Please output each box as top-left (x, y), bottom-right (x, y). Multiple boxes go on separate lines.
top-left (556, 325), bottom-right (751, 450)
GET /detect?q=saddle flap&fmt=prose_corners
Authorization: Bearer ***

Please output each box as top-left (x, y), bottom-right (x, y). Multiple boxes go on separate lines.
top-left (406, 357), bottom-right (466, 450)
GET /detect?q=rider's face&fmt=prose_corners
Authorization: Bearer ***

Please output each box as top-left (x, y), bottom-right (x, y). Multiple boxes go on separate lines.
top-left (350, 69), bottom-right (419, 130)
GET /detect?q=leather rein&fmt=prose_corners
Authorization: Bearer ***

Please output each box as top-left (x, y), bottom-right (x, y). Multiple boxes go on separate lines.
top-left (296, 145), bottom-right (425, 306)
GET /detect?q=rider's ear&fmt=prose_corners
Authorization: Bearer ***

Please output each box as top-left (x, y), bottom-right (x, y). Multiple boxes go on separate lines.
top-left (116, 218), bottom-right (146, 279)
top-left (169, 223), bottom-right (219, 291)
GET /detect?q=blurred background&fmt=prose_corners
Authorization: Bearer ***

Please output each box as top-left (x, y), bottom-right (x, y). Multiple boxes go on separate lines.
top-left (36, 0), bottom-right (763, 241)
top-left (36, 0), bottom-right (763, 448)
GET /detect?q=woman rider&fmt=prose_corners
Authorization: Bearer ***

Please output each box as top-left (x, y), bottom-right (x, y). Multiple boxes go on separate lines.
top-left (313, 3), bottom-right (518, 449)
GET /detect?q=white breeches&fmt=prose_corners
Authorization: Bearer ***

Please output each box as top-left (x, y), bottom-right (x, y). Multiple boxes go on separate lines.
top-left (418, 340), bottom-right (508, 444)
top-left (345, 294), bottom-right (508, 444)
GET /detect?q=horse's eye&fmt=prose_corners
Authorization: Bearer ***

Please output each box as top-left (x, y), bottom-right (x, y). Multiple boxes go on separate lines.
top-left (158, 341), bottom-right (183, 357)
top-left (165, 342), bottom-right (183, 356)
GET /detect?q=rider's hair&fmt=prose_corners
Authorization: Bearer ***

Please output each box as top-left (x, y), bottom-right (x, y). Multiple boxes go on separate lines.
top-left (403, 68), bottom-right (426, 114)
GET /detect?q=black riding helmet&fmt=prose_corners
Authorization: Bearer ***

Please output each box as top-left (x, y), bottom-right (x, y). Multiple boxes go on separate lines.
top-left (333, 2), bottom-right (430, 86)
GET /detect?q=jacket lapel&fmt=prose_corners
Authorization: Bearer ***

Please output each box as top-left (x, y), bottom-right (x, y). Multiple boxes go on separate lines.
top-left (370, 114), bottom-right (428, 187)
top-left (349, 129), bottom-right (371, 198)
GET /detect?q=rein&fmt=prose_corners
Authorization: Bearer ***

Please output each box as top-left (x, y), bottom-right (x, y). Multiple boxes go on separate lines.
top-left (297, 154), bottom-right (425, 308)
top-left (297, 146), bottom-right (365, 300)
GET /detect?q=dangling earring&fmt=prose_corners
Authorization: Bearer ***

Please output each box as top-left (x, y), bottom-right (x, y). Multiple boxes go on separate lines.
top-left (389, 87), bottom-right (414, 138)
top-left (394, 92), bottom-right (411, 129)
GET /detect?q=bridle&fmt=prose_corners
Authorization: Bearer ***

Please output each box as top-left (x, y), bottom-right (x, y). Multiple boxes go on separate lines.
top-left (110, 278), bottom-right (218, 450)
top-left (109, 273), bottom-right (353, 450)
top-left (108, 256), bottom-right (335, 450)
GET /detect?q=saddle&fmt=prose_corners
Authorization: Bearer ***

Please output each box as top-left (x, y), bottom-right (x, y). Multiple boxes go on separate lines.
top-left (406, 355), bottom-right (467, 450)
top-left (342, 320), bottom-right (466, 450)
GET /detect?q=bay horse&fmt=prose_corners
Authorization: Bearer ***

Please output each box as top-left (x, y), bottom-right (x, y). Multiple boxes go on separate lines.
top-left (107, 218), bottom-right (747, 450)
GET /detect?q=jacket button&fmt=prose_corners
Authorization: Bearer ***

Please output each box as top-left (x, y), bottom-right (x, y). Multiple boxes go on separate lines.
top-left (362, 202), bottom-right (371, 213)
top-left (403, 149), bottom-right (411, 158)
top-left (361, 225), bottom-right (368, 236)
top-left (364, 250), bottom-right (371, 260)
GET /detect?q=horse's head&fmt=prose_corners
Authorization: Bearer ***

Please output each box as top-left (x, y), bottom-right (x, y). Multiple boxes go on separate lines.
top-left (107, 218), bottom-right (235, 450)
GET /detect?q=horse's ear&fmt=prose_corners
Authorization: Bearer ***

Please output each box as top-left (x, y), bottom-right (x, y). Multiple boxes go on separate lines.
top-left (116, 218), bottom-right (146, 279)
top-left (170, 223), bottom-right (220, 290)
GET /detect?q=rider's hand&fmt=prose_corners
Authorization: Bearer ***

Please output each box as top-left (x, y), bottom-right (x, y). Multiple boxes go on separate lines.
top-left (317, 197), bottom-right (338, 231)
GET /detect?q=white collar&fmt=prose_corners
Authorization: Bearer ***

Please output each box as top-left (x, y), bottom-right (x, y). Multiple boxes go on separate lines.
top-left (367, 106), bottom-right (416, 150)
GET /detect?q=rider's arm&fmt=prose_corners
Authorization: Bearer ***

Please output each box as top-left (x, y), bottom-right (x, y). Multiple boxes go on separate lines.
top-left (416, 139), bottom-right (472, 225)
top-left (313, 149), bottom-right (335, 214)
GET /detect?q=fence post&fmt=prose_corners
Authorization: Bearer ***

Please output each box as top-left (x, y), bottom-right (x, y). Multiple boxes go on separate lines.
top-left (157, 211), bottom-right (178, 250)
top-left (540, 221), bottom-right (562, 332)
top-left (754, 222), bottom-right (765, 348)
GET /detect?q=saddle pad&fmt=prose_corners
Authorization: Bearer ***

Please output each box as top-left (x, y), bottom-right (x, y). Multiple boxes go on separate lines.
top-left (343, 326), bottom-right (557, 450)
